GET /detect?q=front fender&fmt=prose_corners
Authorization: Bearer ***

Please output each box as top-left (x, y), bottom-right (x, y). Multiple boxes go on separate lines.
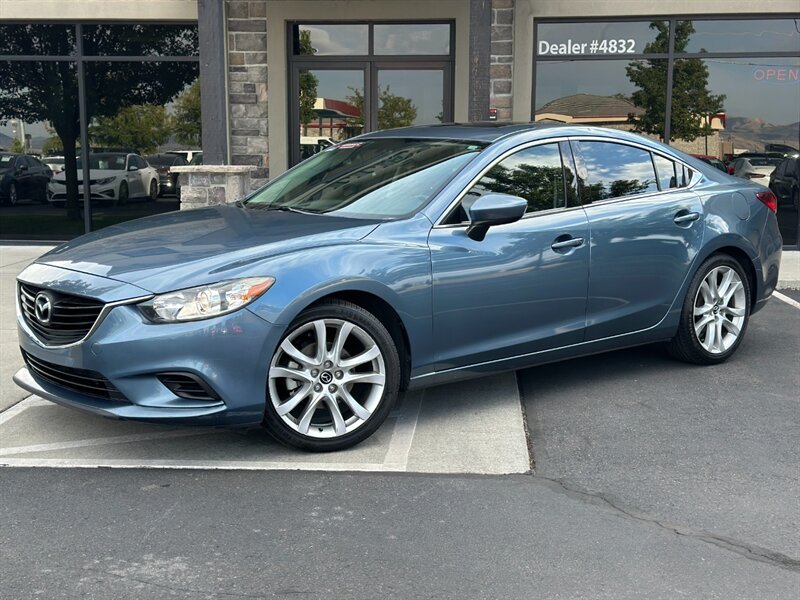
top-left (246, 219), bottom-right (435, 376)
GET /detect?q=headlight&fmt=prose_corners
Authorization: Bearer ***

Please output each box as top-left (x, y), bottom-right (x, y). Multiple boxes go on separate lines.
top-left (138, 277), bottom-right (275, 323)
top-left (96, 176), bottom-right (116, 185)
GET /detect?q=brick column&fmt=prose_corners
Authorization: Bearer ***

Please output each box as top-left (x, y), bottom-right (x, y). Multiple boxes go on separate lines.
top-left (490, 0), bottom-right (514, 121)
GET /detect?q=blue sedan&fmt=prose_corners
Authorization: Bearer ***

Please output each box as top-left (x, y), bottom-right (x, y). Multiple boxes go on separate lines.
top-left (14, 124), bottom-right (783, 451)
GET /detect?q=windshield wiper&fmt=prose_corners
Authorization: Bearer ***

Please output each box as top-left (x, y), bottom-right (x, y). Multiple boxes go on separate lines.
top-left (246, 204), bottom-right (320, 214)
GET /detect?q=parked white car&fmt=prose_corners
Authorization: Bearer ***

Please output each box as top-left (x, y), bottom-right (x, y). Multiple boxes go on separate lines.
top-left (42, 156), bottom-right (65, 174)
top-left (48, 153), bottom-right (159, 207)
top-left (731, 155), bottom-right (783, 182)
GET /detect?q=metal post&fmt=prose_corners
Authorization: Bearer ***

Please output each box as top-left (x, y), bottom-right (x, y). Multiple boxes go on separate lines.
top-left (76, 24), bottom-right (92, 234)
top-left (468, 0), bottom-right (491, 122)
top-left (663, 18), bottom-right (677, 144)
top-left (198, 0), bottom-right (230, 164)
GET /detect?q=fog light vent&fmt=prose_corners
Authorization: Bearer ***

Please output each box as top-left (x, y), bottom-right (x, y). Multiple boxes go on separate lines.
top-left (157, 372), bottom-right (220, 401)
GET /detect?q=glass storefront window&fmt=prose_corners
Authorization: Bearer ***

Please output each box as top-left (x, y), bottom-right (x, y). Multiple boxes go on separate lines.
top-left (678, 19), bottom-right (800, 54)
top-left (82, 24), bottom-right (199, 56)
top-left (0, 24), bottom-right (76, 55)
top-left (377, 70), bottom-right (445, 127)
top-left (374, 24), bottom-right (451, 55)
top-left (536, 21), bottom-right (669, 57)
top-left (292, 24), bottom-right (369, 56)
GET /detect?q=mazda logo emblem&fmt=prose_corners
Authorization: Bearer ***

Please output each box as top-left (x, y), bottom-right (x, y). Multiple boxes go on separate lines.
top-left (319, 372), bottom-right (333, 384)
top-left (34, 292), bottom-right (52, 325)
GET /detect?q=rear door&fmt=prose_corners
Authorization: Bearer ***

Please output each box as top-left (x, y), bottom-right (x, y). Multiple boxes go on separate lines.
top-left (429, 141), bottom-right (589, 369)
top-left (571, 139), bottom-right (705, 341)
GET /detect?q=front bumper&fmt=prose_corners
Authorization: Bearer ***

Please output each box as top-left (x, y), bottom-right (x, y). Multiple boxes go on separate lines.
top-left (15, 271), bottom-right (285, 426)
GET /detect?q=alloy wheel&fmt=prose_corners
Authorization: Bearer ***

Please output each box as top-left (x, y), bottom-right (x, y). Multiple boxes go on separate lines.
top-left (269, 318), bottom-right (386, 439)
top-left (9, 183), bottom-right (18, 205)
top-left (693, 265), bottom-right (746, 354)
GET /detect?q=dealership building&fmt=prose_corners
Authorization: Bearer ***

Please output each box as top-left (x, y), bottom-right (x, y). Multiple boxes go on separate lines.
top-left (1, 0), bottom-right (798, 246)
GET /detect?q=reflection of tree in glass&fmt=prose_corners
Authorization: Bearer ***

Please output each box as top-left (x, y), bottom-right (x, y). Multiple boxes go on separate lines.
top-left (172, 79), bottom-right (202, 147)
top-left (298, 31), bottom-right (319, 133)
top-left (579, 179), bottom-right (651, 203)
top-left (91, 105), bottom-right (172, 155)
top-left (347, 86), bottom-right (418, 129)
top-left (478, 164), bottom-right (565, 212)
top-left (0, 24), bottom-right (198, 221)
top-left (626, 21), bottom-right (725, 142)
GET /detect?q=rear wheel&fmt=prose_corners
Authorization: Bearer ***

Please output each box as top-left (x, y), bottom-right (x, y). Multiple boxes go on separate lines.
top-left (263, 300), bottom-right (400, 452)
top-left (668, 255), bottom-right (750, 365)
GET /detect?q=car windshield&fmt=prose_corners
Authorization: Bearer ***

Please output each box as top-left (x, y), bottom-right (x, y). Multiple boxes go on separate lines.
top-left (246, 138), bottom-right (485, 218)
top-left (76, 154), bottom-right (127, 170)
top-left (146, 155), bottom-right (174, 166)
top-left (747, 157), bottom-right (783, 167)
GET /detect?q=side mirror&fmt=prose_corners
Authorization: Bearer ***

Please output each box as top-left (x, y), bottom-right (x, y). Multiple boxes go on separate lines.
top-left (17, 164), bottom-right (28, 172)
top-left (466, 193), bottom-right (528, 241)
top-left (128, 165), bottom-right (139, 172)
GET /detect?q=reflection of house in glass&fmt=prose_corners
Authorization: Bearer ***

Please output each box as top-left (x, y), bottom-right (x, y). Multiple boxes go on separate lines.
top-left (535, 93), bottom-right (726, 156)
top-left (535, 94), bottom-right (645, 127)
top-left (303, 97), bottom-right (362, 141)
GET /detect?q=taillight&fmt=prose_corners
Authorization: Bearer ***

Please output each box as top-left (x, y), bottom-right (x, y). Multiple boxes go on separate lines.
top-left (756, 190), bottom-right (777, 213)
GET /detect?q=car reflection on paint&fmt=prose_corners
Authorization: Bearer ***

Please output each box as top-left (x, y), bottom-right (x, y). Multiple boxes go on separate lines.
top-left (14, 123), bottom-right (782, 452)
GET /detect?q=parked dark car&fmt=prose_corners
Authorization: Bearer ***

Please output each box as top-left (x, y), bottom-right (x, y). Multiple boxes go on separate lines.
top-left (0, 153), bottom-right (52, 205)
top-left (146, 153), bottom-right (188, 198)
top-left (14, 124), bottom-right (783, 452)
top-left (769, 156), bottom-right (799, 209)
top-left (691, 154), bottom-right (727, 173)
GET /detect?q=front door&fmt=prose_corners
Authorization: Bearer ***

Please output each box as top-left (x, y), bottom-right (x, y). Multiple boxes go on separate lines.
top-left (430, 142), bottom-right (590, 370)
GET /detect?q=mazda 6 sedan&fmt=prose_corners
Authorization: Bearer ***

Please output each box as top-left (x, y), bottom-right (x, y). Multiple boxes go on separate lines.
top-left (14, 124), bottom-right (783, 451)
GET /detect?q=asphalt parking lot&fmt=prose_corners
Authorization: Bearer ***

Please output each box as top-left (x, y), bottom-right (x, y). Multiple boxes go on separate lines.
top-left (0, 246), bottom-right (798, 598)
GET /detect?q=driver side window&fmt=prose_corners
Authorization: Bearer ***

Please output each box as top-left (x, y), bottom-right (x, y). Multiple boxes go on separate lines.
top-left (447, 143), bottom-right (567, 224)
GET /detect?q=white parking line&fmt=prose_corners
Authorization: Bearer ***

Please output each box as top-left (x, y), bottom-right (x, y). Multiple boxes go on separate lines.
top-left (773, 291), bottom-right (800, 310)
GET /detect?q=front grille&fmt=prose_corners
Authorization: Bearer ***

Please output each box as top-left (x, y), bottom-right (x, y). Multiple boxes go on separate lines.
top-left (19, 283), bottom-right (105, 345)
top-left (22, 350), bottom-right (127, 402)
top-left (157, 373), bottom-right (221, 402)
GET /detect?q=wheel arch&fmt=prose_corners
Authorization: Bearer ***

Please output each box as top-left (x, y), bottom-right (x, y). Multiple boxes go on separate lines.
top-left (694, 239), bottom-right (760, 312)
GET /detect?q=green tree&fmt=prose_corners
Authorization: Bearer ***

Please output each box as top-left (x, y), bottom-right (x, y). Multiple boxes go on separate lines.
top-left (9, 137), bottom-right (24, 153)
top-left (626, 21), bottom-right (725, 142)
top-left (172, 79), bottom-right (201, 147)
top-left (347, 86), bottom-right (418, 130)
top-left (90, 104), bottom-right (172, 154)
top-left (0, 24), bottom-right (199, 220)
top-left (298, 30), bottom-right (319, 133)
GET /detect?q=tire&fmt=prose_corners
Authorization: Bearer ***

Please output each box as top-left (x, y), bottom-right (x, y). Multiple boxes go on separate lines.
top-left (262, 299), bottom-right (401, 452)
top-left (149, 179), bottom-right (158, 201)
top-left (668, 254), bottom-right (751, 365)
top-left (8, 182), bottom-right (18, 206)
top-left (117, 181), bottom-right (129, 205)
top-left (793, 188), bottom-right (799, 211)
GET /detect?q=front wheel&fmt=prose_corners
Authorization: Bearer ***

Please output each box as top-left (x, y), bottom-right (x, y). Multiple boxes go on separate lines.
top-left (117, 181), bottom-right (129, 205)
top-left (263, 300), bottom-right (400, 452)
top-left (8, 182), bottom-right (18, 206)
top-left (668, 255), bottom-right (751, 365)
top-left (149, 179), bottom-right (158, 201)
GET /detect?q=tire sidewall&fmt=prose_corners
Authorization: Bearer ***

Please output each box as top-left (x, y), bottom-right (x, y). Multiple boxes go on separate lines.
top-left (118, 181), bottom-right (128, 205)
top-left (150, 179), bottom-right (158, 201)
top-left (9, 182), bottom-right (18, 205)
top-left (262, 301), bottom-right (401, 451)
top-left (681, 255), bottom-right (751, 364)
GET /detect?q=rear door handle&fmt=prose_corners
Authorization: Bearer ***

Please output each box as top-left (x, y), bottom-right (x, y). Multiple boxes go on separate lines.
top-left (674, 211), bottom-right (700, 224)
top-left (551, 236), bottom-right (585, 251)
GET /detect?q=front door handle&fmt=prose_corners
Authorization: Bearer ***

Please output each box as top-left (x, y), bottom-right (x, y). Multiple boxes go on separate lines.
top-left (551, 236), bottom-right (585, 251)
top-left (674, 211), bottom-right (700, 225)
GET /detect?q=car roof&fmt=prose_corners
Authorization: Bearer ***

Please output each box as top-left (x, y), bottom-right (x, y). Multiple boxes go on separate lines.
top-left (357, 122), bottom-right (565, 143)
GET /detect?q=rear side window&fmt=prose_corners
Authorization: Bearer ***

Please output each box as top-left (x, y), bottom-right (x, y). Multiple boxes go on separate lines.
top-left (652, 154), bottom-right (678, 190)
top-left (465, 143), bottom-right (568, 215)
top-left (573, 141), bottom-right (659, 203)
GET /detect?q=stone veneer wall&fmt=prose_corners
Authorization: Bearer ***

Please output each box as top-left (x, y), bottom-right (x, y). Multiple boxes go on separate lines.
top-left (490, 0), bottom-right (514, 121)
top-left (226, 0), bottom-right (270, 190)
top-left (172, 166), bottom-right (255, 210)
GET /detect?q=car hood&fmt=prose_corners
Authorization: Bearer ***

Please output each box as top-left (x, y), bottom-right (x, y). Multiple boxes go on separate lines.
top-left (37, 204), bottom-right (382, 293)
